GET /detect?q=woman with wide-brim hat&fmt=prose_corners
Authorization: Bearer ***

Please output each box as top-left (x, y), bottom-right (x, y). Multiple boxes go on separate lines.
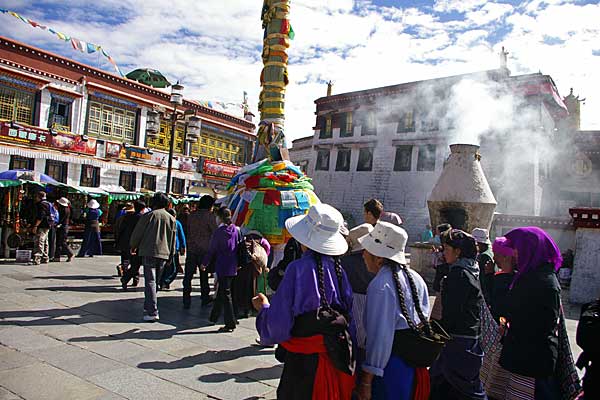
top-left (253, 203), bottom-right (356, 399)
top-left (355, 221), bottom-right (431, 400)
top-left (77, 199), bottom-right (103, 257)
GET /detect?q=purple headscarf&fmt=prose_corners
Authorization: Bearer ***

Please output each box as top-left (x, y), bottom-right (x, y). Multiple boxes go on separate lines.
top-left (492, 236), bottom-right (514, 257)
top-left (505, 226), bottom-right (562, 287)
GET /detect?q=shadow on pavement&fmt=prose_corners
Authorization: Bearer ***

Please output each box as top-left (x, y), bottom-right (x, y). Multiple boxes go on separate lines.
top-left (138, 345), bottom-right (273, 370)
top-left (197, 364), bottom-right (282, 383)
top-left (27, 285), bottom-right (131, 294)
top-left (33, 275), bottom-right (119, 281)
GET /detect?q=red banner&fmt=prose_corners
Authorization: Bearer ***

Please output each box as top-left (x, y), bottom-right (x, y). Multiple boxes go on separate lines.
top-left (52, 132), bottom-right (97, 155)
top-left (0, 122), bottom-right (97, 155)
top-left (202, 159), bottom-right (240, 179)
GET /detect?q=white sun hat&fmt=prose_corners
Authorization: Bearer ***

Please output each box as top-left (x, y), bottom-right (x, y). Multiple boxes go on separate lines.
top-left (358, 221), bottom-right (408, 264)
top-left (285, 203), bottom-right (348, 256)
top-left (57, 197), bottom-right (70, 207)
top-left (471, 227), bottom-right (491, 244)
top-left (347, 223), bottom-right (373, 253)
top-left (87, 199), bottom-right (100, 209)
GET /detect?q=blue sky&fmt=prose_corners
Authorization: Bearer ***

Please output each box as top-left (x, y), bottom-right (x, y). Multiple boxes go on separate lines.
top-left (1, 0), bottom-right (599, 140)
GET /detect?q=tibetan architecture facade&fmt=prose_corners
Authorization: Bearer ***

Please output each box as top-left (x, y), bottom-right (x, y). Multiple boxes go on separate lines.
top-left (290, 67), bottom-right (573, 240)
top-left (0, 36), bottom-right (256, 196)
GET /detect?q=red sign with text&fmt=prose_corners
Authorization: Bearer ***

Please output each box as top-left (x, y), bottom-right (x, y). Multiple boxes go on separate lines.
top-left (202, 159), bottom-right (240, 179)
top-left (0, 122), bottom-right (97, 155)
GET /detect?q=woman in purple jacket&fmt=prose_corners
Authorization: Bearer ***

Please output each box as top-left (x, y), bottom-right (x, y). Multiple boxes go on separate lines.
top-left (202, 206), bottom-right (240, 332)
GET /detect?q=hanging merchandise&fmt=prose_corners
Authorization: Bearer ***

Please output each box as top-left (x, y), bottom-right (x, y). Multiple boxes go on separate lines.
top-left (0, 8), bottom-right (124, 77)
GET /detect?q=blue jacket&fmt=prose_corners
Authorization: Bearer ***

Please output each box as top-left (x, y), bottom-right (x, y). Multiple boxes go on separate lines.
top-left (175, 219), bottom-right (186, 251)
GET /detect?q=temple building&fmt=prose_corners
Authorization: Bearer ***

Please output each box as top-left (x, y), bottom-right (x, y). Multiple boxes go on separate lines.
top-left (289, 62), bottom-right (591, 240)
top-left (0, 36), bottom-right (255, 196)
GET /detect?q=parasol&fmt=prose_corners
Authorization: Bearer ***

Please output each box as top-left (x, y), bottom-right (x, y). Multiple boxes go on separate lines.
top-left (0, 169), bottom-right (59, 185)
top-left (126, 68), bottom-right (171, 88)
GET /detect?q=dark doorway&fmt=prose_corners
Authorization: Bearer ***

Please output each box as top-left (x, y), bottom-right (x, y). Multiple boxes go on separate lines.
top-left (440, 207), bottom-right (467, 231)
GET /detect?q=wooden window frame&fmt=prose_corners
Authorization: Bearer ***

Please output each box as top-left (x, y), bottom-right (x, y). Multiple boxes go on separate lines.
top-left (45, 160), bottom-right (68, 183)
top-left (80, 165), bottom-right (100, 187)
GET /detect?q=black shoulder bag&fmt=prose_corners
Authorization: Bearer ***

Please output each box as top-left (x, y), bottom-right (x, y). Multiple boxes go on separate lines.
top-left (390, 263), bottom-right (451, 368)
top-left (314, 254), bottom-right (356, 376)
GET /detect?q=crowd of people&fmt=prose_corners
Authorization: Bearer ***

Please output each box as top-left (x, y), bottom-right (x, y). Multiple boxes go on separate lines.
top-left (27, 190), bottom-right (597, 399)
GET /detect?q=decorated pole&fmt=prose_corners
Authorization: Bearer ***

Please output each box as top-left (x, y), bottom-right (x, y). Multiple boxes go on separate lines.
top-left (256, 0), bottom-right (294, 162)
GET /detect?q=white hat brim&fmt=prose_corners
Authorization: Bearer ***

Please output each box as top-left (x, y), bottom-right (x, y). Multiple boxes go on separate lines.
top-left (58, 199), bottom-right (69, 207)
top-left (285, 214), bottom-right (348, 256)
top-left (358, 233), bottom-right (406, 264)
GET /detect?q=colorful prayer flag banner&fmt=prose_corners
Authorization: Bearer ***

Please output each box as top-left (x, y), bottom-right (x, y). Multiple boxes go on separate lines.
top-left (0, 8), bottom-right (124, 77)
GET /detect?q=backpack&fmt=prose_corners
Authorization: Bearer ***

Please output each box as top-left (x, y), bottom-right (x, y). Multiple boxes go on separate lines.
top-left (236, 227), bottom-right (253, 267)
top-left (40, 200), bottom-right (55, 228)
top-left (49, 203), bottom-right (59, 224)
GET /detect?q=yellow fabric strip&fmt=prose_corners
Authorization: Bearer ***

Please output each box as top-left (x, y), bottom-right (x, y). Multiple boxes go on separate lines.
top-left (265, 61), bottom-right (288, 68)
top-left (260, 107), bottom-right (285, 114)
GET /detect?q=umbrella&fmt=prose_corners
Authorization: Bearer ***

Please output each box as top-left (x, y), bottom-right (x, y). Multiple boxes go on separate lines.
top-left (126, 68), bottom-right (171, 88)
top-left (0, 169), bottom-right (59, 185)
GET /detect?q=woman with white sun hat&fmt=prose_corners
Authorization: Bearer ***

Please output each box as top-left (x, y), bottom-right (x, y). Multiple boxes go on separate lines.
top-left (253, 203), bottom-right (356, 399)
top-left (76, 199), bottom-right (103, 257)
top-left (355, 221), bottom-right (432, 400)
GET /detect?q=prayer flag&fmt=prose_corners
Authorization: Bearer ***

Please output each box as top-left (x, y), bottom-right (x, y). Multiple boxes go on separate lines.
top-left (86, 43), bottom-right (97, 54)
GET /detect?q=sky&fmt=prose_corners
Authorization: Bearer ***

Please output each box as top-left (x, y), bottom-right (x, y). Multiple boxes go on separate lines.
top-left (1, 0), bottom-right (599, 143)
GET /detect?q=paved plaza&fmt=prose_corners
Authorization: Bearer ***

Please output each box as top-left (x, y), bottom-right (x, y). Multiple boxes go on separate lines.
top-left (0, 255), bottom-right (280, 400)
top-left (0, 255), bottom-right (584, 400)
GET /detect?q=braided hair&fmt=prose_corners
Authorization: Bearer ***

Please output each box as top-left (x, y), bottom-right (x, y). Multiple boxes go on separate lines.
top-left (388, 261), bottom-right (433, 336)
top-left (314, 253), bottom-right (344, 311)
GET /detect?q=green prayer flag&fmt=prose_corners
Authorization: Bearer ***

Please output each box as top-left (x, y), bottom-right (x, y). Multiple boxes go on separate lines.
top-left (250, 192), bottom-right (265, 210)
top-left (288, 24), bottom-right (295, 40)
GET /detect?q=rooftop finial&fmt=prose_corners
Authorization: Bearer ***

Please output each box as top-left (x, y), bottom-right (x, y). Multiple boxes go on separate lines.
top-left (327, 80), bottom-right (333, 96)
top-left (500, 46), bottom-right (509, 69)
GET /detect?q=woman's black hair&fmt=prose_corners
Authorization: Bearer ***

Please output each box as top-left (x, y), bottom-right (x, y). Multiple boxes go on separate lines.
top-left (217, 206), bottom-right (233, 225)
top-left (441, 229), bottom-right (478, 259)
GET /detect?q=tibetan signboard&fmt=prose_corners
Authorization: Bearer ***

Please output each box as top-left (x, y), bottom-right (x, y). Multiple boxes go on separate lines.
top-left (201, 159), bottom-right (240, 179)
top-left (52, 133), bottom-right (97, 155)
top-left (127, 146), bottom-right (152, 161)
top-left (0, 122), bottom-right (97, 155)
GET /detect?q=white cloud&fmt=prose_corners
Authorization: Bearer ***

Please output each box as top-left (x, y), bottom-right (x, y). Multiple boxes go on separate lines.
top-left (465, 2), bottom-right (513, 25)
top-left (433, 0), bottom-right (489, 13)
top-left (1, 0), bottom-right (598, 144)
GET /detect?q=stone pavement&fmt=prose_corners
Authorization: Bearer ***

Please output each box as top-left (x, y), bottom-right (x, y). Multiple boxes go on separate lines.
top-left (0, 255), bottom-right (280, 400)
top-left (0, 255), bottom-right (584, 400)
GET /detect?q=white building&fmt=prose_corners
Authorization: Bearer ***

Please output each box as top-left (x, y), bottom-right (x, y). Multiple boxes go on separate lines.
top-left (290, 68), bottom-right (568, 240)
top-left (0, 36), bottom-right (256, 196)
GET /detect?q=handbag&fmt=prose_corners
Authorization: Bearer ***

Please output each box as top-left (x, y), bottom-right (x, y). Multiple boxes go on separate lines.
top-left (314, 255), bottom-right (356, 376)
top-left (390, 263), bottom-right (451, 368)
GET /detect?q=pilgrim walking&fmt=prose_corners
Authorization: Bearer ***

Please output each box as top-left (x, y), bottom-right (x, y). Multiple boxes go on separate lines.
top-left (254, 203), bottom-right (356, 399)
top-left (54, 197), bottom-right (74, 262)
top-left (429, 229), bottom-right (487, 400)
top-left (356, 221), bottom-right (432, 400)
top-left (77, 199), bottom-right (103, 257)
